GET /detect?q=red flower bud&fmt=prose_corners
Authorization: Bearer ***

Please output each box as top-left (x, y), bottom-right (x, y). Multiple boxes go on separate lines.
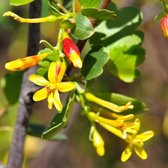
top-left (161, 15), bottom-right (168, 38)
top-left (62, 33), bottom-right (82, 68)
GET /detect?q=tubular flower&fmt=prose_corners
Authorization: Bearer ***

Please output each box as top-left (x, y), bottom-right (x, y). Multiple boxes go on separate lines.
top-left (90, 126), bottom-right (105, 156)
top-left (5, 53), bottom-right (49, 71)
top-left (85, 93), bottom-right (134, 113)
top-left (121, 130), bottom-right (154, 162)
top-left (62, 32), bottom-right (82, 68)
top-left (161, 15), bottom-right (168, 38)
top-left (29, 61), bottom-right (76, 111)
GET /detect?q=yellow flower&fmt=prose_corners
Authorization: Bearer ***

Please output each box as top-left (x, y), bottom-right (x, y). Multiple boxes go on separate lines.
top-left (88, 112), bottom-right (140, 139)
top-left (90, 126), bottom-right (105, 156)
top-left (5, 53), bottom-right (49, 71)
top-left (121, 130), bottom-right (154, 162)
top-left (29, 61), bottom-right (76, 111)
top-left (85, 93), bottom-right (134, 113)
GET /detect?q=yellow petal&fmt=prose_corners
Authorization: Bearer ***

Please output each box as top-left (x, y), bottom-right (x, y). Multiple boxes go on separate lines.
top-left (53, 90), bottom-right (63, 111)
top-left (69, 52), bottom-right (82, 69)
top-left (48, 62), bottom-right (57, 83)
top-left (121, 144), bottom-right (133, 162)
top-left (134, 145), bottom-right (147, 160)
top-left (5, 53), bottom-right (48, 71)
top-left (29, 74), bottom-right (49, 86)
top-left (48, 61), bottom-right (67, 83)
top-left (136, 131), bottom-right (154, 142)
top-left (33, 88), bottom-right (48, 101)
top-left (47, 92), bottom-right (54, 110)
top-left (100, 123), bottom-right (125, 139)
top-left (56, 82), bottom-right (76, 92)
top-left (96, 145), bottom-right (105, 156)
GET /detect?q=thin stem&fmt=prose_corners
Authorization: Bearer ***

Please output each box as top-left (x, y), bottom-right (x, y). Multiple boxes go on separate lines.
top-left (6, 1), bottom-right (42, 168)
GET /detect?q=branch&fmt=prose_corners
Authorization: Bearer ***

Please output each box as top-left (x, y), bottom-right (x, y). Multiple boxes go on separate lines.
top-left (6, 1), bottom-right (42, 168)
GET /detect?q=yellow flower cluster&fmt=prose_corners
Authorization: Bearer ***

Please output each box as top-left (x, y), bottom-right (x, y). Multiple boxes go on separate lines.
top-left (85, 93), bottom-right (154, 162)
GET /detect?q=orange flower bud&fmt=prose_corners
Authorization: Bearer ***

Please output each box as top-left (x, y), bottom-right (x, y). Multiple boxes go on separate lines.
top-left (5, 53), bottom-right (48, 71)
top-left (161, 15), bottom-right (168, 38)
top-left (62, 33), bottom-right (82, 68)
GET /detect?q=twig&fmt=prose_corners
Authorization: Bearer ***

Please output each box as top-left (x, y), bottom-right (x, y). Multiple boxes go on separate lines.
top-left (6, 1), bottom-right (42, 168)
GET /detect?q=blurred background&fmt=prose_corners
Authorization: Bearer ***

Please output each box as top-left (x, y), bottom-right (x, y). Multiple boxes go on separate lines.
top-left (0, 0), bottom-right (168, 167)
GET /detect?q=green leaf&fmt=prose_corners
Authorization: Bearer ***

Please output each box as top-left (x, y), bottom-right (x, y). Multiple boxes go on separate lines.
top-left (109, 93), bottom-right (147, 114)
top-left (27, 124), bottom-right (67, 140)
top-left (81, 48), bottom-right (109, 80)
top-left (72, 13), bottom-right (94, 40)
top-left (89, 7), bottom-right (144, 82)
top-left (10, 0), bottom-right (34, 6)
top-left (79, 0), bottom-right (102, 8)
top-left (42, 92), bottom-right (75, 139)
top-left (82, 8), bottom-right (116, 20)
top-left (108, 35), bottom-right (145, 83)
top-left (1, 72), bottom-right (23, 104)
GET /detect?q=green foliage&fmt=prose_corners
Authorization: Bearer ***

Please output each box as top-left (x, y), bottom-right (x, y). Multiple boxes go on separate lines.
top-left (1, 72), bottom-right (23, 104)
top-left (89, 6), bottom-right (144, 82)
top-left (82, 49), bottom-right (109, 80)
top-left (79, 0), bottom-right (102, 8)
top-left (28, 124), bottom-right (67, 140)
top-left (72, 13), bottom-right (94, 40)
top-left (10, 0), bottom-right (34, 6)
top-left (82, 8), bottom-right (116, 20)
top-left (42, 92), bottom-right (75, 139)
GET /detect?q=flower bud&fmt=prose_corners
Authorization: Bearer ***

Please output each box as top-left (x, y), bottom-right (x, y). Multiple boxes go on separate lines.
top-left (161, 15), bottom-right (168, 38)
top-left (5, 53), bottom-right (48, 71)
top-left (62, 32), bottom-right (82, 68)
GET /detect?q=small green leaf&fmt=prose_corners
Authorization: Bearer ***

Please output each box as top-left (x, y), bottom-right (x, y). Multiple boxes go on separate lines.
top-left (48, 0), bottom-right (63, 16)
top-left (42, 92), bottom-right (75, 139)
top-left (27, 124), bottom-right (67, 140)
top-left (81, 48), bottom-right (109, 80)
top-left (79, 0), bottom-right (102, 8)
top-left (82, 8), bottom-right (116, 20)
top-left (1, 72), bottom-right (23, 104)
top-left (72, 13), bottom-right (94, 40)
top-left (10, 0), bottom-right (34, 6)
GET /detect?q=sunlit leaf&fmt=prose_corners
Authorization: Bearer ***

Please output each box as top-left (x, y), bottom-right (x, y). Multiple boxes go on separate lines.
top-left (79, 0), bottom-right (102, 8)
top-left (89, 6), bottom-right (144, 82)
top-left (10, 0), bottom-right (34, 6)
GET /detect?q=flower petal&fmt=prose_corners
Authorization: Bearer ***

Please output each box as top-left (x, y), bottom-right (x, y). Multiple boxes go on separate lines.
top-left (56, 82), bottom-right (76, 92)
top-left (47, 92), bottom-right (54, 110)
top-left (33, 87), bottom-right (48, 101)
top-left (29, 74), bottom-right (49, 86)
top-left (53, 90), bottom-right (63, 111)
top-left (48, 62), bottom-right (57, 83)
top-left (5, 53), bottom-right (48, 71)
top-left (121, 144), bottom-right (133, 162)
top-left (134, 145), bottom-right (148, 160)
top-left (136, 131), bottom-right (154, 142)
